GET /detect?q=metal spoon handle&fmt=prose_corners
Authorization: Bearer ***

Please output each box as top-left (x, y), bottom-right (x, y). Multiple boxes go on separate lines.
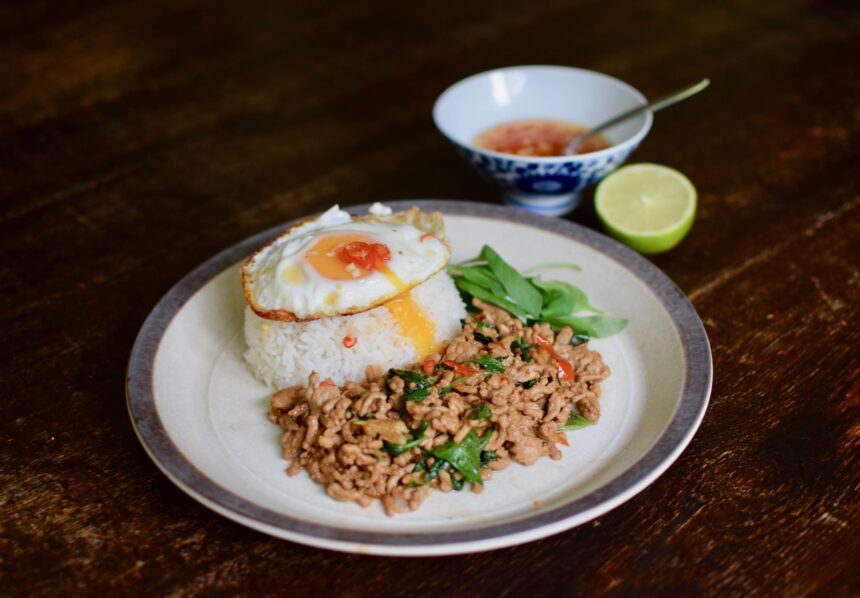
top-left (566, 78), bottom-right (710, 154)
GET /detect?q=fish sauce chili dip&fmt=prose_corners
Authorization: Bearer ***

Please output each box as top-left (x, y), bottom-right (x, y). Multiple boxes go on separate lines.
top-left (472, 119), bottom-right (611, 157)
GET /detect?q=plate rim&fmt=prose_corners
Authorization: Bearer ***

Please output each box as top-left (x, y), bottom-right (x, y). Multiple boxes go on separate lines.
top-left (126, 199), bottom-right (712, 555)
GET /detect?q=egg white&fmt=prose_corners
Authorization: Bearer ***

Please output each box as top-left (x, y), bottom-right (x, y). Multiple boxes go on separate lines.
top-left (243, 206), bottom-right (450, 320)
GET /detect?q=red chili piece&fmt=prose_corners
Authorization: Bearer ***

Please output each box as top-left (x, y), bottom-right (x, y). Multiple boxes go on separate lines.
top-left (336, 241), bottom-right (391, 271)
top-left (534, 333), bottom-right (576, 381)
top-left (342, 336), bottom-right (357, 348)
top-left (422, 358), bottom-right (437, 375)
top-left (442, 359), bottom-right (479, 377)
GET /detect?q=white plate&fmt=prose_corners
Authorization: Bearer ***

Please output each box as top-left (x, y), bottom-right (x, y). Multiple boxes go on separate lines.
top-left (127, 200), bottom-right (712, 556)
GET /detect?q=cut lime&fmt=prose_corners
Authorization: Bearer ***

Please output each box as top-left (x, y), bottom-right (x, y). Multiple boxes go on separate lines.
top-left (595, 163), bottom-right (697, 254)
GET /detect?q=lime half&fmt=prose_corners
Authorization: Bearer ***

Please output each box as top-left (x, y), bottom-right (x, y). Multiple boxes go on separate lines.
top-left (595, 163), bottom-right (697, 254)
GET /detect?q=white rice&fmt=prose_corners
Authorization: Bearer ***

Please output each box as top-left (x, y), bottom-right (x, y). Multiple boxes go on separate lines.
top-left (244, 271), bottom-right (467, 389)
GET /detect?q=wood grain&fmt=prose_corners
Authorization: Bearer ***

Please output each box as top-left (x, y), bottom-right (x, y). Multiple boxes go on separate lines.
top-left (1, 0), bottom-right (858, 595)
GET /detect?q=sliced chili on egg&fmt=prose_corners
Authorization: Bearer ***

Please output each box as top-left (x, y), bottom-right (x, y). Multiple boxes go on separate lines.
top-left (336, 241), bottom-right (391, 271)
top-left (343, 336), bottom-right (357, 348)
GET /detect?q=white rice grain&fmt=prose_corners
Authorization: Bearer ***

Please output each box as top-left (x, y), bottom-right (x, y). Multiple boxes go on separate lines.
top-left (244, 271), bottom-right (466, 389)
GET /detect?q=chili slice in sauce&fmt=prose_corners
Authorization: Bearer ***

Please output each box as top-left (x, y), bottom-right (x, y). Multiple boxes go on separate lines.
top-left (533, 333), bottom-right (576, 381)
top-left (442, 360), bottom-right (480, 377)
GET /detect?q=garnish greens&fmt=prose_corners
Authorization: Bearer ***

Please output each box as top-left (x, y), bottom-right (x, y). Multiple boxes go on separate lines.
top-left (466, 355), bottom-right (506, 373)
top-left (560, 412), bottom-right (594, 431)
top-left (428, 428), bottom-right (493, 485)
top-left (384, 421), bottom-right (429, 456)
top-left (438, 376), bottom-right (467, 396)
top-left (470, 403), bottom-right (492, 421)
top-left (511, 337), bottom-right (532, 362)
top-left (389, 369), bottom-right (435, 402)
top-left (449, 245), bottom-right (627, 339)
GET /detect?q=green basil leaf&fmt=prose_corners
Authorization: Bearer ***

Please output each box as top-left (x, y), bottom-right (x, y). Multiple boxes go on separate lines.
top-left (547, 315), bottom-right (628, 338)
top-left (448, 467), bottom-right (465, 491)
top-left (404, 387), bottom-right (430, 402)
top-left (539, 287), bottom-right (576, 319)
top-left (473, 331), bottom-right (492, 345)
top-left (571, 333), bottom-right (590, 346)
top-left (480, 245), bottom-right (543, 317)
top-left (480, 449), bottom-right (499, 468)
top-left (429, 429), bottom-right (488, 485)
top-left (532, 278), bottom-right (603, 315)
top-left (470, 404), bottom-right (492, 421)
top-left (458, 266), bottom-right (507, 297)
top-left (384, 421), bottom-right (429, 456)
top-left (466, 354), bottom-right (506, 373)
top-left (522, 261), bottom-right (582, 274)
top-left (439, 376), bottom-right (467, 396)
top-left (390, 369), bottom-right (432, 385)
top-left (454, 279), bottom-right (531, 322)
top-left (560, 412), bottom-right (594, 431)
top-left (511, 338), bottom-right (532, 362)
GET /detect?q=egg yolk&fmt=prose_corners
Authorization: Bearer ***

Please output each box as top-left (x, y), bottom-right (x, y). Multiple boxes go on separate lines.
top-left (304, 233), bottom-right (407, 293)
top-left (385, 292), bottom-right (437, 360)
top-left (305, 233), bottom-right (386, 280)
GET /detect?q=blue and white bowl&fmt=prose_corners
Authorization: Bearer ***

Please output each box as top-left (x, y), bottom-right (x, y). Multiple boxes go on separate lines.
top-left (433, 65), bottom-right (652, 217)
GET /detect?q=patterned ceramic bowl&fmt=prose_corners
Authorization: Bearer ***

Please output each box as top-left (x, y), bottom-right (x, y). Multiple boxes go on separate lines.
top-left (433, 65), bottom-right (652, 217)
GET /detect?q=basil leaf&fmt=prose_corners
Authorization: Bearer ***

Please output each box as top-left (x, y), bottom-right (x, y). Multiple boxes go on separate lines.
top-left (474, 317), bottom-right (491, 330)
top-left (548, 315), bottom-right (628, 338)
top-left (511, 338), bottom-right (532, 362)
top-left (532, 278), bottom-right (603, 315)
top-left (459, 266), bottom-right (507, 297)
top-left (439, 376), bottom-right (466, 396)
top-left (454, 279), bottom-right (531, 322)
top-left (561, 413), bottom-right (594, 431)
top-left (480, 449), bottom-right (499, 468)
top-left (571, 333), bottom-right (590, 346)
top-left (473, 331), bottom-right (492, 345)
top-left (390, 369), bottom-right (436, 402)
top-left (390, 369), bottom-right (432, 385)
top-left (470, 404), bottom-right (492, 421)
top-left (404, 387), bottom-right (430, 402)
top-left (429, 428), bottom-right (492, 485)
top-left (539, 287), bottom-right (575, 320)
top-left (384, 421), bottom-right (429, 456)
top-left (522, 261), bottom-right (582, 274)
top-left (466, 355), bottom-right (506, 373)
top-left (480, 245), bottom-right (543, 317)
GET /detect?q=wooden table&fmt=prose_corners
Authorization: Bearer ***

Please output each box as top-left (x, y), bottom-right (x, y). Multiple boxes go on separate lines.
top-left (3, 0), bottom-right (858, 594)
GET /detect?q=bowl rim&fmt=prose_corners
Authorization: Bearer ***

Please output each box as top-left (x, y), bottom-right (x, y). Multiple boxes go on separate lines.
top-left (432, 65), bottom-right (653, 164)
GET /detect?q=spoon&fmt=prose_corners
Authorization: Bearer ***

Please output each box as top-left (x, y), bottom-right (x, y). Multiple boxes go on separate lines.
top-left (565, 78), bottom-right (710, 154)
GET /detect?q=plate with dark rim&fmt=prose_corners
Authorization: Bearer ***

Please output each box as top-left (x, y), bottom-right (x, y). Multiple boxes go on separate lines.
top-left (126, 200), bottom-right (712, 556)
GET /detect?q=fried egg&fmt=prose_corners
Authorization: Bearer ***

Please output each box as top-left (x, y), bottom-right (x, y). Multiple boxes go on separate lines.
top-left (242, 204), bottom-right (451, 322)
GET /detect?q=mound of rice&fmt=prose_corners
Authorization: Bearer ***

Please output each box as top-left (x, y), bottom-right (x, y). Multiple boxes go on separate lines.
top-left (244, 271), bottom-right (467, 389)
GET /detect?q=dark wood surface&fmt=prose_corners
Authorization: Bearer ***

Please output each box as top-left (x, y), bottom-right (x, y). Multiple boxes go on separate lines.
top-left (2, 0), bottom-right (858, 595)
